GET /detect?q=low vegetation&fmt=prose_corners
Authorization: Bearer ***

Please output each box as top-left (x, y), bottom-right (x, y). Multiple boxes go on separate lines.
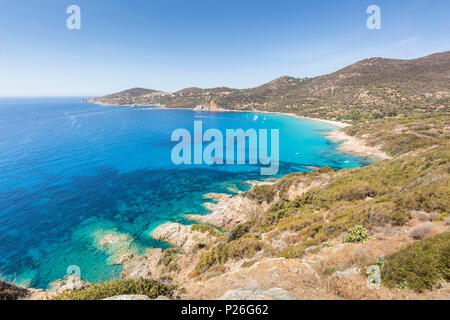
top-left (185, 116), bottom-right (449, 290)
top-left (191, 224), bottom-right (223, 238)
top-left (89, 52), bottom-right (450, 123)
top-left (343, 115), bottom-right (449, 156)
top-left (343, 225), bottom-right (370, 243)
top-left (158, 248), bottom-right (180, 273)
top-left (243, 185), bottom-right (276, 204)
top-left (381, 232), bottom-right (450, 292)
top-left (193, 238), bottom-right (264, 277)
top-left (0, 280), bottom-right (29, 300)
top-left (52, 278), bottom-right (177, 300)
top-left (236, 136), bottom-right (448, 243)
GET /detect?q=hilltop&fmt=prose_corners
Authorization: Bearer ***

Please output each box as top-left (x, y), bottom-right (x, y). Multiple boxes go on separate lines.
top-left (86, 51), bottom-right (450, 121)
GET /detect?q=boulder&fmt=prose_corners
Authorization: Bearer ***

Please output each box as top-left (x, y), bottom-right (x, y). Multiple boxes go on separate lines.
top-left (216, 287), bottom-right (296, 300)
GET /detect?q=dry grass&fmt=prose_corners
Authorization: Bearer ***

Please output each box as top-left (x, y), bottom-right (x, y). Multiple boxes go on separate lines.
top-left (307, 234), bottom-right (414, 274)
top-left (409, 222), bottom-right (438, 239)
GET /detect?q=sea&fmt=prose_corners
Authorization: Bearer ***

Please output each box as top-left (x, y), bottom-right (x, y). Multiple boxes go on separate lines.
top-left (0, 97), bottom-right (370, 288)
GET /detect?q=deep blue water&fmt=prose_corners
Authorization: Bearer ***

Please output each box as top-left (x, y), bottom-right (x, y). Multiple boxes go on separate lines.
top-left (0, 97), bottom-right (370, 288)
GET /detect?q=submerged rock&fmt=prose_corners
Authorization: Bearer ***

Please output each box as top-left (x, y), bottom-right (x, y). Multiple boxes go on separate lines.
top-left (99, 233), bottom-right (123, 246)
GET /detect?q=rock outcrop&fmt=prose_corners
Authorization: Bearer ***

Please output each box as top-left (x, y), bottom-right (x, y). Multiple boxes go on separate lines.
top-left (186, 193), bottom-right (266, 230)
top-left (120, 248), bottom-right (163, 279)
top-left (152, 223), bottom-right (217, 253)
top-left (182, 258), bottom-right (339, 300)
top-left (217, 287), bottom-right (297, 300)
top-left (50, 274), bottom-right (88, 293)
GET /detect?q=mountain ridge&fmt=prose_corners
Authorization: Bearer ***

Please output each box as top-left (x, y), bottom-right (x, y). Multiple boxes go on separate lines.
top-left (86, 51), bottom-right (450, 120)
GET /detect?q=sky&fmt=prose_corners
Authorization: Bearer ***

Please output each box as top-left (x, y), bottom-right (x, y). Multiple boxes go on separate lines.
top-left (0, 0), bottom-right (449, 96)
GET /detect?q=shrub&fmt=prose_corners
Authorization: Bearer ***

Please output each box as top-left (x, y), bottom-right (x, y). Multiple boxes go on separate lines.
top-left (228, 222), bottom-right (253, 241)
top-left (158, 248), bottom-right (180, 273)
top-left (280, 244), bottom-right (307, 259)
top-left (0, 281), bottom-right (29, 300)
top-left (190, 224), bottom-right (222, 238)
top-left (241, 260), bottom-right (258, 268)
top-left (318, 166), bottom-right (332, 173)
top-left (397, 281), bottom-right (410, 290)
top-left (52, 278), bottom-right (177, 300)
top-left (343, 225), bottom-right (370, 243)
top-left (196, 243), bottom-right (207, 250)
top-left (381, 232), bottom-right (450, 292)
top-left (194, 238), bottom-right (263, 275)
top-left (338, 183), bottom-right (375, 201)
top-left (158, 248), bottom-right (178, 266)
top-left (244, 185), bottom-right (276, 204)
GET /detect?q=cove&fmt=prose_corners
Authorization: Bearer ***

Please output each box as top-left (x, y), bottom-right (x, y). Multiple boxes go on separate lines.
top-left (0, 97), bottom-right (371, 288)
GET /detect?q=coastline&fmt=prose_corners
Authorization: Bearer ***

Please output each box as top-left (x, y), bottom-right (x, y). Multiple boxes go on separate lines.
top-left (84, 99), bottom-right (351, 129)
top-left (158, 106), bottom-right (351, 128)
top-left (325, 130), bottom-right (391, 160)
top-left (86, 100), bottom-right (387, 160)
top-left (253, 110), bottom-right (350, 128)
top-left (12, 100), bottom-right (388, 297)
top-left (157, 107), bottom-right (389, 160)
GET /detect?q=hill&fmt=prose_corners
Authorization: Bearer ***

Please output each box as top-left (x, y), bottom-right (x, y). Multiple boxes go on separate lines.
top-left (86, 51), bottom-right (450, 121)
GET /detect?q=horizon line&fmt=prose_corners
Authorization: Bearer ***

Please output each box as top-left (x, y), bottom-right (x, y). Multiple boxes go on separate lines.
top-left (1, 50), bottom-right (448, 98)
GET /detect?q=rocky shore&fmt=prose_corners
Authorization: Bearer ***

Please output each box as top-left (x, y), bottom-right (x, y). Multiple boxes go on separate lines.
top-left (152, 222), bottom-right (218, 253)
top-left (10, 111), bottom-right (447, 301)
top-left (185, 192), bottom-right (267, 230)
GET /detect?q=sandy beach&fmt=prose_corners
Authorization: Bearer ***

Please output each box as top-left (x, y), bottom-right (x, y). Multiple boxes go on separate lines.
top-left (326, 130), bottom-right (390, 160)
top-left (254, 110), bottom-right (350, 128)
top-left (88, 101), bottom-right (387, 160)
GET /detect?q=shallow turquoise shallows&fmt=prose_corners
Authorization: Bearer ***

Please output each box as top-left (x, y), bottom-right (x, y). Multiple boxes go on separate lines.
top-left (0, 97), bottom-right (370, 288)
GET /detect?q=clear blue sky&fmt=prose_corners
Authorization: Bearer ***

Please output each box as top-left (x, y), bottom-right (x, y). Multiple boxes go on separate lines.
top-left (0, 0), bottom-right (449, 96)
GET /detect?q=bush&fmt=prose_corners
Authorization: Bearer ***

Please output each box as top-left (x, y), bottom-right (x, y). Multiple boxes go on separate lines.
top-left (194, 238), bottom-right (263, 275)
top-left (338, 183), bottom-right (375, 201)
top-left (241, 260), bottom-right (258, 268)
top-left (190, 224), bottom-right (222, 238)
top-left (318, 166), bottom-right (332, 173)
top-left (280, 244), bottom-right (307, 259)
top-left (343, 225), bottom-right (370, 243)
top-left (244, 185), bottom-right (276, 204)
top-left (52, 278), bottom-right (177, 300)
top-left (0, 281), bottom-right (29, 300)
top-left (381, 232), bottom-right (450, 292)
top-left (158, 248), bottom-right (180, 273)
top-left (228, 222), bottom-right (253, 241)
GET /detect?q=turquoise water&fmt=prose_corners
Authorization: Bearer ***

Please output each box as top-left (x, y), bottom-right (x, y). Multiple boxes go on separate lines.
top-left (0, 97), bottom-right (370, 288)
